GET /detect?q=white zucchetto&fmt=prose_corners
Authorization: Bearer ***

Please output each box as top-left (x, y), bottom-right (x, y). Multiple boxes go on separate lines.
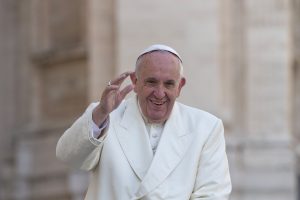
top-left (137, 44), bottom-right (183, 63)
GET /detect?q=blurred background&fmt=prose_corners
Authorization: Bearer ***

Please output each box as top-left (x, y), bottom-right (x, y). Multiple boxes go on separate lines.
top-left (0, 0), bottom-right (299, 199)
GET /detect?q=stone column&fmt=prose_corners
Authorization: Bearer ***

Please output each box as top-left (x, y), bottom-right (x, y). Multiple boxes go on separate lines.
top-left (87, 0), bottom-right (116, 102)
top-left (0, 0), bottom-right (18, 199)
top-left (219, 0), bottom-right (246, 131)
top-left (291, 0), bottom-right (300, 196)
top-left (241, 0), bottom-right (295, 199)
top-left (219, 1), bottom-right (247, 200)
top-left (13, 1), bottom-right (90, 199)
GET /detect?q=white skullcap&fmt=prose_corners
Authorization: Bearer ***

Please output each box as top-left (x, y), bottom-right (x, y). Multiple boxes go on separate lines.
top-left (137, 44), bottom-right (183, 63)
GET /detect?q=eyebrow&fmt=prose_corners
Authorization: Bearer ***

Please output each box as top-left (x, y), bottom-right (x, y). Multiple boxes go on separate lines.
top-left (144, 77), bottom-right (157, 81)
top-left (165, 80), bottom-right (176, 84)
top-left (144, 77), bottom-right (177, 84)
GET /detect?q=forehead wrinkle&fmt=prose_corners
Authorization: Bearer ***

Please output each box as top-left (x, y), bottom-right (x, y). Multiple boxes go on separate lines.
top-left (142, 73), bottom-right (181, 86)
top-left (136, 51), bottom-right (181, 77)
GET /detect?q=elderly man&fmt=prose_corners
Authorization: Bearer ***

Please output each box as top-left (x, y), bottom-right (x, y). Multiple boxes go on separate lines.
top-left (56, 44), bottom-right (232, 200)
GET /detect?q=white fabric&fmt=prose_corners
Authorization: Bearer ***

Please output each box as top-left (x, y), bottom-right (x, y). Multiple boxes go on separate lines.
top-left (136, 99), bottom-right (164, 154)
top-left (145, 123), bottom-right (163, 154)
top-left (137, 44), bottom-right (183, 63)
top-left (92, 108), bottom-right (163, 154)
top-left (56, 96), bottom-right (231, 200)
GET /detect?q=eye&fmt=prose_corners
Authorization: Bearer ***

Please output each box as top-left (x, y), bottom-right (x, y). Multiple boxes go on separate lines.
top-left (164, 81), bottom-right (175, 88)
top-left (147, 80), bottom-right (156, 84)
top-left (145, 78), bottom-right (158, 87)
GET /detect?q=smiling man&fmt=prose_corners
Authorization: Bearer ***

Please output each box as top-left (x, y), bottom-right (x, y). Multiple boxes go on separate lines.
top-left (133, 49), bottom-right (185, 123)
top-left (56, 44), bottom-right (232, 200)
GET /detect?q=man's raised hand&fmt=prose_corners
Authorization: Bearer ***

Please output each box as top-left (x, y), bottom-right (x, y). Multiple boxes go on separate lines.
top-left (92, 71), bottom-right (134, 126)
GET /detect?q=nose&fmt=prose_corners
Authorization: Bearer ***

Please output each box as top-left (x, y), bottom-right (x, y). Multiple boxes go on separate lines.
top-left (153, 84), bottom-right (165, 99)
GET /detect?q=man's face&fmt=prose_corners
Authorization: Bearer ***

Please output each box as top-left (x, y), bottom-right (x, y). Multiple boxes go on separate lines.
top-left (131, 51), bottom-right (186, 123)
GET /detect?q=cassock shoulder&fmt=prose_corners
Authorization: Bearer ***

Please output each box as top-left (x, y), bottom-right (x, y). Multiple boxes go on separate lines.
top-left (175, 102), bottom-right (222, 134)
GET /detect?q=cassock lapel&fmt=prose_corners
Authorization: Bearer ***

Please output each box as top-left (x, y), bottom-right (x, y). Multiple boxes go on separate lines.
top-left (114, 97), bottom-right (154, 180)
top-left (134, 102), bottom-right (194, 198)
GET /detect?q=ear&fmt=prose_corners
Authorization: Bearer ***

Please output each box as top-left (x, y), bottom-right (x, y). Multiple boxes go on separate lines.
top-left (176, 77), bottom-right (186, 97)
top-left (130, 72), bottom-right (138, 93)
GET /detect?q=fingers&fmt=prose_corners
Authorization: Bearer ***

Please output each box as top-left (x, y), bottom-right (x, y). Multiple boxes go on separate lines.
top-left (99, 72), bottom-right (134, 112)
top-left (102, 84), bottom-right (119, 96)
top-left (110, 71), bottom-right (133, 86)
top-left (119, 84), bottom-right (134, 99)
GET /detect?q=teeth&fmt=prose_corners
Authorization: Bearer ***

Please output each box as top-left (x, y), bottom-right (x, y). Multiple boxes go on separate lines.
top-left (150, 99), bottom-right (165, 105)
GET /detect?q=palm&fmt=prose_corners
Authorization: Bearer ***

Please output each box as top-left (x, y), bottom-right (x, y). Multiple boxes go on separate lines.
top-left (100, 72), bottom-right (134, 115)
top-left (103, 90), bottom-right (124, 112)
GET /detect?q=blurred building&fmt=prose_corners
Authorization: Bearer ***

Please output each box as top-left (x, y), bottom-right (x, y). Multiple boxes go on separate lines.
top-left (0, 0), bottom-right (299, 199)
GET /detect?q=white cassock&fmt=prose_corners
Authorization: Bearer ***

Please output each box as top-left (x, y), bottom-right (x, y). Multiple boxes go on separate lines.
top-left (56, 96), bottom-right (232, 200)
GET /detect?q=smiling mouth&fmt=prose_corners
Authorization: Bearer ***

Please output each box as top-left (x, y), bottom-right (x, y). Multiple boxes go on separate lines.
top-left (149, 99), bottom-right (166, 106)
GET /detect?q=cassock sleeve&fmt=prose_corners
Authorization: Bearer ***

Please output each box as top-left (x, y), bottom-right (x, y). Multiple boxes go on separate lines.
top-left (56, 102), bottom-right (108, 171)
